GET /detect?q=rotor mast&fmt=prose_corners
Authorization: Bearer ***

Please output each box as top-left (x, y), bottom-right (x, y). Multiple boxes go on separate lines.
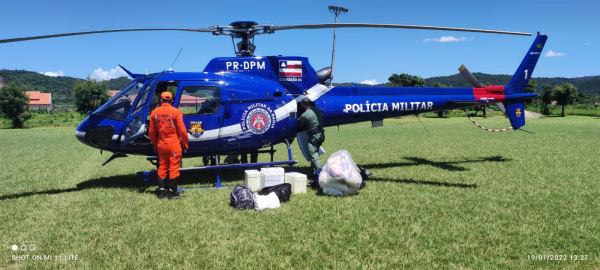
top-left (213, 21), bottom-right (276, 57)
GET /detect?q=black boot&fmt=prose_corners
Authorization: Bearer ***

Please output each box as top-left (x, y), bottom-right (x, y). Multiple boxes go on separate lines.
top-left (168, 178), bottom-right (185, 200)
top-left (157, 178), bottom-right (167, 199)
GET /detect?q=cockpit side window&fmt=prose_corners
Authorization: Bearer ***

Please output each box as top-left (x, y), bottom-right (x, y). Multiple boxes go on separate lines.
top-left (178, 86), bottom-right (221, 115)
top-left (93, 81), bottom-right (144, 121)
top-left (131, 79), bottom-right (156, 116)
top-left (148, 81), bottom-right (179, 114)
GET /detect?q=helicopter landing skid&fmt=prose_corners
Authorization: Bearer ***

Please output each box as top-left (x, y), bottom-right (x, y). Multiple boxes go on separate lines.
top-left (136, 160), bottom-right (298, 189)
top-left (137, 139), bottom-right (298, 190)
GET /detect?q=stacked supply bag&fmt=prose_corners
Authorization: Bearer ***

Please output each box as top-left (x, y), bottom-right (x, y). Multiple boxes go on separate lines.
top-left (230, 185), bottom-right (255, 210)
top-left (230, 183), bottom-right (293, 211)
top-left (254, 183), bottom-right (291, 210)
top-left (318, 150), bottom-right (363, 196)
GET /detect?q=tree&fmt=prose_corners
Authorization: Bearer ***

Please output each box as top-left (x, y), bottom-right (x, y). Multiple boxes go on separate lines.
top-left (553, 82), bottom-right (577, 117)
top-left (433, 82), bottom-right (448, 88)
top-left (525, 79), bottom-right (537, 105)
top-left (386, 73), bottom-right (425, 87)
top-left (73, 78), bottom-right (110, 113)
top-left (525, 79), bottom-right (537, 94)
top-left (540, 84), bottom-right (553, 115)
top-left (577, 92), bottom-right (593, 105)
top-left (0, 82), bottom-right (32, 128)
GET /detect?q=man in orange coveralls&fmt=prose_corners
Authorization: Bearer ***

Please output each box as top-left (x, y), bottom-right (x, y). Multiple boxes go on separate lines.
top-left (149, 91), bottom-right (189, 200)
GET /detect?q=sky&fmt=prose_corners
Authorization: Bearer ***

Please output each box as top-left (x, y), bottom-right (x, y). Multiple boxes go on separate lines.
top-left (1, 0), bottom-right (598, 85)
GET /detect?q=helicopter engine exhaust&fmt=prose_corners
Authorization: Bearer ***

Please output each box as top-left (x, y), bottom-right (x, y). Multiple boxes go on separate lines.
top-left (316, 67), bottom-right (332, 84)
top-left (458, 65), bottom-right (484, 88)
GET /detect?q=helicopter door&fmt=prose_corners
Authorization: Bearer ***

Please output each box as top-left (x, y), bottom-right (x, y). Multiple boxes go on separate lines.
top-left (119, 76), bottom-right (159, 147)
top-left (174, 82), bottom-right (223, 151)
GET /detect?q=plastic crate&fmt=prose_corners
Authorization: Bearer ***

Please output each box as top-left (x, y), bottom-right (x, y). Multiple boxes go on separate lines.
top-left (260, 167), bottom-right (285, 188)
top-left (244, 170), bottom-right (261, 191)
top-left (285, 172), bottom-right (307, 194)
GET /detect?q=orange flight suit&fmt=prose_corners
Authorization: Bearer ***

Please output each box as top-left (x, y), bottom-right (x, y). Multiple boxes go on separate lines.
top-left (149, 103), bottom-right (189, 179)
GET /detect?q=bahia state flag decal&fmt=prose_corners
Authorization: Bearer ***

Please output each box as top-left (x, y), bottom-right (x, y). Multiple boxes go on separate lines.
top-left (279, 60), bottom-right (302, 77)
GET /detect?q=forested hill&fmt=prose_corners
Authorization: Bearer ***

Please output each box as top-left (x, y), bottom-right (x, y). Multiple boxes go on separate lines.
top-left (423, 73), bottom-right (600, 95)
top-left (0, 69), bottom-right (132, 106)
top-left (337, 73), bottom-right (600, 96)
top-left (2, 69), bottom-right (599, 107)
top-left (107, 77), bottom-right (132, 90)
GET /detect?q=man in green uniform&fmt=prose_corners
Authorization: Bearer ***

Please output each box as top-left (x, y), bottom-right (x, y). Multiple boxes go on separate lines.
top-left (298, 98), bottom-right (325, 172)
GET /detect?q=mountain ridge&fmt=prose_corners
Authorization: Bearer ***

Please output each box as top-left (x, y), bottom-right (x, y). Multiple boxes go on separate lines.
top-left (2, 69), bottom-right (599, 107)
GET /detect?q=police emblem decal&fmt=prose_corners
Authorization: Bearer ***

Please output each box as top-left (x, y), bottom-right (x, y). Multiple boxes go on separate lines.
top-left (515, 108), bottom-right (522, 117)
top-left (241, 103), bottom-right (276, 134)
top-left (188, 121), bottom-right (204, 138)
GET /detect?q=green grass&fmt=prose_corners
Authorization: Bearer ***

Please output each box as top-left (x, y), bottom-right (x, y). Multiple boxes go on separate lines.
top-left (0, 112), bottom-right (86, 129)
top-left (527, 104), bottom-right (600, 117)
top-left (1, 116), bottom-right (599, 269)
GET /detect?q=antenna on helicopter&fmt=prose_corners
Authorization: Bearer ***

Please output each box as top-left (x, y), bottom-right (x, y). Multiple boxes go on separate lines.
top-left (416, 114), bottom-right (429, 133)
top-left (170, 48), bottom-right (183, 71)
top-left (328, 6), bottom-right (348, 88)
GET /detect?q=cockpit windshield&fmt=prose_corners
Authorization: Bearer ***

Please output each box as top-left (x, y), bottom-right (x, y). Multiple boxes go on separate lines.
top-left (93, 76), bottom-right (155, 121)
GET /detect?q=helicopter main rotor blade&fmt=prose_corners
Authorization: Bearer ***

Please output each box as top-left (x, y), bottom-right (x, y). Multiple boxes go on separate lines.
top-left (0, 28), bottom-right (212, 44)
top-left (273, 23), bottom-right (531, 36)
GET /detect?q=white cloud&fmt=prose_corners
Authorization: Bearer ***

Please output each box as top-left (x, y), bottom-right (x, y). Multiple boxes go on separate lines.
top-left (40, 70), bottom-right (65, 77)
top-left (360, 79), bottom-right (379, 85)
top-left (545, 50), bottom-right (566, 57)
top-left (90, 66), bottom-right (128, 81)
top-left (423, 36), bottom-right (469, 42)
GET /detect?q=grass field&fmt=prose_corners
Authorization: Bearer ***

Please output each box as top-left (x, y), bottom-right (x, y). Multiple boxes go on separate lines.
top-left (1, 116), bottom-right (599, 269)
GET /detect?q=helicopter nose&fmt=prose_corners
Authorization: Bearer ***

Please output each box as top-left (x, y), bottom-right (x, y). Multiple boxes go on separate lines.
top-left (83, 126), bottom-right (115, 150)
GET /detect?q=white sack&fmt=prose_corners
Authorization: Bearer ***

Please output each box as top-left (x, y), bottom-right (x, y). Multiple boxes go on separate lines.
top-left (253, 192), bottom-right (281, 210)
top-left (319, 150), bottom-right (363, 196)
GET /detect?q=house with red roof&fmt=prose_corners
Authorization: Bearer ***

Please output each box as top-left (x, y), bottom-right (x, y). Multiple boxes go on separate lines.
top-left (25, 91), bottom-right (53, 110)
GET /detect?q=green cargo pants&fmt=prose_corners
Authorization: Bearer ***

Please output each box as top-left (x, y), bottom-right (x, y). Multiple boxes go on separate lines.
top-left (308, 132), bottom-right (325, 171)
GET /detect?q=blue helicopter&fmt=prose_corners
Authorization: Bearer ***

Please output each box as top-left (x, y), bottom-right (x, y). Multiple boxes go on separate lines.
top-left (1, 21), bottom-right (546, 184)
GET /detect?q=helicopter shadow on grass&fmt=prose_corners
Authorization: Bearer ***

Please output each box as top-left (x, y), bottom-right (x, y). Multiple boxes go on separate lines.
top-left (0, 163), bottom-right (315, 201)
top-left (358, 155), bottom-right (511, 189)
top-left (360, 156), bottom-right (510, 172)
top-left (0, 174), bottom-right (151, 201)
top-left (0, 155), bottom-right (502, 200)
top-left (0, 169), bottom-right (242, 201)
top-left (367, 177), bottom-right (478, 189)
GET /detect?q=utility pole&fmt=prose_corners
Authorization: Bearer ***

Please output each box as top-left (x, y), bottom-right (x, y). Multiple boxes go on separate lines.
top-left (328, 6), bottom-right (348, 88)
